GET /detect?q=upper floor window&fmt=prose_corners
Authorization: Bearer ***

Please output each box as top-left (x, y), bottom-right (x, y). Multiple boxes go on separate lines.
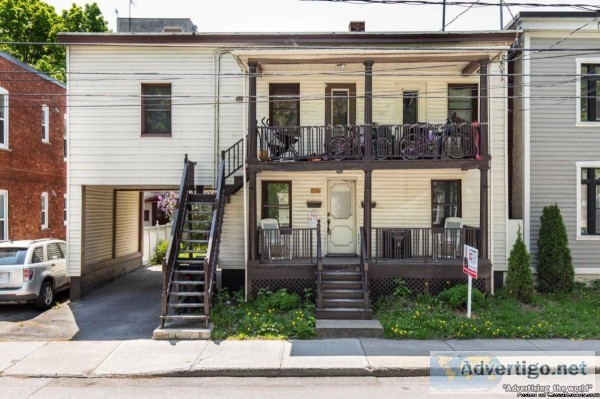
top-left (580, 168), bottom-right (600, 235)
top-left (403, 91), bottom-right (419, 124)
top-left (0, 190), bottom-right (7, 240)
top-left (63, 114), bottom-right (67, 160)
top-left (580, 64), bottom-right (600, 122)
top-left (269, 84), bottom-right (300, 126)
top-left (141, 84), bottom-right (171, 135)
top-left (41, 192), bottom-right (48, 229)
top-left (0, 88), bottom-right (8, 148)
top-left (41, 105), bottom-right (49, 142)
top-left (448, 84), bottom-right (478, 123)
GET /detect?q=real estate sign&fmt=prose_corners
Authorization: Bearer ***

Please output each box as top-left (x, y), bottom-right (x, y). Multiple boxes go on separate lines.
top-left (463, 245), bottom-right (478, 279)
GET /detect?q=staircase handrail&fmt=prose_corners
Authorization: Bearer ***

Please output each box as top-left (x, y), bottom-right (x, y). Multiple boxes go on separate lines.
top-left (161, 155), bottom-right (194, 323)
top-left (359, 227), bottom-right (370, 309)
top-left (221, 138), bottom-right (244, 180)
top-left (316, 220), bottom-right (323, 309)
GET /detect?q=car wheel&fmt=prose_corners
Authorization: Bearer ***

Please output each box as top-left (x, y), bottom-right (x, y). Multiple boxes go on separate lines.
top-left (34, 281), bottom-right (55, 310)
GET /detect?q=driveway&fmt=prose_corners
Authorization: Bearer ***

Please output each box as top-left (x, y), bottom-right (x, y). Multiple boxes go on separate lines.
top-left (0, 265), bottom-right (162, 341)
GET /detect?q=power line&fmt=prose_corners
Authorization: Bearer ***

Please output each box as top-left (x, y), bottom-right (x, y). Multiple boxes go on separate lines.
top-left (443, 0), bottom-right (482, 30)
top-left (302, 0), bottom-right (600, 11)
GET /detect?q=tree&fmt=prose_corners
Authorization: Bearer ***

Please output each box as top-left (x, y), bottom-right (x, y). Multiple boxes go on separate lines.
top-left (0, 0), bottom-right (108, 81)
top-left (505, 226), bottom-right (534, 303)
top-left (536, 204), bottom-right (574, 293)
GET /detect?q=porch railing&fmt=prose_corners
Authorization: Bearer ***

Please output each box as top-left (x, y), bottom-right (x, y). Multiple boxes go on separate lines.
top-left (258, 227), bottom-right (317, 262)
top-left (256, 123), bottom-right (481, 162)
top-left (371, 227), bottom-right (481, 261)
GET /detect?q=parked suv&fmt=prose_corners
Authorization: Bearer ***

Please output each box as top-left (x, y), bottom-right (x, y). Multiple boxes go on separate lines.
top-left (0, 239), bottom-right (69, 309)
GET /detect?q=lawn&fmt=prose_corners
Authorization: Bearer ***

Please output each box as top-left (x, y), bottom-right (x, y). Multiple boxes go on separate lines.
top-left (376, 282), bottom-right (600, 340)
top-left (210, 288), bottom-right (316, 340)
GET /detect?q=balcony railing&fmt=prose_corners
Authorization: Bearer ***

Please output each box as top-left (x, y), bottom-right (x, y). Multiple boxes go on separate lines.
top-left (258, 227), bottom-right (317, 262)
top-left (257, 123), bottom-right (481, 162)
top-left (371, 227), bottom-right (481, 261)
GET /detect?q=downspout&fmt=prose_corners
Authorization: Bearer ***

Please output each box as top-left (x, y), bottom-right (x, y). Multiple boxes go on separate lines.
top-left (212, 49), bottom-right (232, 186)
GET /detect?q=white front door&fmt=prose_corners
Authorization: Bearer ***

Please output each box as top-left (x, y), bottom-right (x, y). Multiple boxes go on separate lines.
top-left (327, 180), bottom-right (356, 254)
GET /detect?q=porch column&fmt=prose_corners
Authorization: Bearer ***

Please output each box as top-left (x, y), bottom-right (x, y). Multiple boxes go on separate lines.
top-left (479, 59), bottom-right (489, 260)
top-left (363, 60), bottom-right (374, 257)
top-left (247, 62), bottom-right (258, 262)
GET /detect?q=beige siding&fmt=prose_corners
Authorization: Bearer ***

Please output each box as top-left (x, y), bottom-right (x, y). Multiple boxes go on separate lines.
top-left (67, 184), bottom-right (82, 276)
top-left (115, 191), bottom-right (140, 257)
top-left (83, 186), bottom-right (114, 265)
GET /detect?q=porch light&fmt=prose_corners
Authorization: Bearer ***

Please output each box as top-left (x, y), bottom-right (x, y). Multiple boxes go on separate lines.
top-left (336, 63), bottom-right (345, 70)
top-left (336, 169), bottom-right (343, 174)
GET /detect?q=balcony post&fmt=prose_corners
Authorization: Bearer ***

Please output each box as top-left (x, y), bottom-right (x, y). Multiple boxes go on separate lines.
top-left (247, 62), bottom-right (258, 162)
top-left (363, 60), bottom-right (374, 160)
top-left (248, 170), bottom-right (257, 261)
top-left (363, 170), bottom-right (372, 256)
top-left (479, 59), bottom-right (489, 260)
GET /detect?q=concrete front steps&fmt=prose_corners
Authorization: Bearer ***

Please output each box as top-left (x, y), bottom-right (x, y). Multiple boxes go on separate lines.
top-left (316, 319), bottom-right (384, 338)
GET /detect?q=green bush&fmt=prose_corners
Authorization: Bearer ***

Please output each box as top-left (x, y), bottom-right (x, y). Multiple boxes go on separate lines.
top-left (505, 227), bottom-right (535, 303)
top-left (393, 278), bottom-right (412, 299)
top-left (151, 240), bottom-right (169, 265)
top-left (536, 204), bottom-right (574, 293)
top-left (592, 280), bottom-right (600, 290)
top-left (438, 284), bottom-right (485, 310)
top-left (255, 288), bottom-right (301, 311)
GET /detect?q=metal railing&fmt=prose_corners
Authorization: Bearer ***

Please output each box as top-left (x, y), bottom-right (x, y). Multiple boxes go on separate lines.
top-left (371, 227), bottom-right (481, 261)
top-left (359, 227), bottom-right (370, 309)
top-left (256, 123), bottom-right (481, 162)
top-left (222, 138), bottom-right (243, 180)
top-left (316, 220), bottom-right (323, 308)
top-left (258, 227), bottom-right (317, 262)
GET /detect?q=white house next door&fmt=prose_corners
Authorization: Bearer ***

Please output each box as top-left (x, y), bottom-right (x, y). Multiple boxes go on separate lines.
top-left (327, 180), bottom-right (356, 255)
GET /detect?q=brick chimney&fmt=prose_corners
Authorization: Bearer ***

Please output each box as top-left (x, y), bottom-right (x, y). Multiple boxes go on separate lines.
top-left (349, 21), bottom-right (365, 32)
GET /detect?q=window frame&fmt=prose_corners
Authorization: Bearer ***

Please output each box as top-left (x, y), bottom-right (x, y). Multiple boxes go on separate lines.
top-left (576, 60), bottom-right (600, 125)
top-left (63, 194), bottom-right (67, 226)
top-left (41, 192), bottom-right (48, 230)
top-left (63, 114), bottom-right (67, 161)
top-left (0, 190), bottom-right (7, 240)
top-left (0, 87), bottom-right (8, 149)
top-left (402, 90), bottom-right (419, 125)
top-left (431, 180), bottom-right (462, 228)
top-left (325, 83), bottom-right (356, 126)
top-left (261, 181), bottom-right (292, 228)
top-left (141, 83), bottom-right (172, 136)
top-left (576, 161), bottom-right (600, 239)
top-left (42, 104), bottom-right (49, 143)
top-left (269, 83), bottom-right (300, 127)
top-left (447, 84), bottom-right (479, 123)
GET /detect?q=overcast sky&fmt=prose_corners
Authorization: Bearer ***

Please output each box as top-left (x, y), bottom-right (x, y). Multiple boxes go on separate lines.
top-left (45, 0), bottom-right (581, 32)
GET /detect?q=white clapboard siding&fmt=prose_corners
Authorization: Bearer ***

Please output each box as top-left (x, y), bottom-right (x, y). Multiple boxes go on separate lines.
top-left (83, 186), bottom-right (114, 266)
top-left (219, 190), bottom-right (245, 270)
top-left (115, 191), bottom-right (140, 257)
top-left (67, 184), bottom-right (82, 276)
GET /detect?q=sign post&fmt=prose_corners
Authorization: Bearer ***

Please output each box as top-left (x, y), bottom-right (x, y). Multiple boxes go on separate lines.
top-left (463, 245), bottom-right (479, 319)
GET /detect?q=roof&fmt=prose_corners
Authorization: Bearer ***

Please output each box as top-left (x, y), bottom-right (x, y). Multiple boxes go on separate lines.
top-left (58, 31), bottom-right (517, 47)
top-left (0, 51), bottom-right (65, 89)
top-left (507, 10), bottom-right (600, 30)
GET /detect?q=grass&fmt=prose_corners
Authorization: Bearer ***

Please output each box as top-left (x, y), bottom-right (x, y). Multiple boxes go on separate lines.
top-left (210, 288), bottom-right (316, 340)
top-left (376, 282), bottom-right (600, 340)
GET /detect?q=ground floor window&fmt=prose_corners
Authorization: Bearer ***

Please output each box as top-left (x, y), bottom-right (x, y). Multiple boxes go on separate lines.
top-left (63, 194), bottom-right (67, 225)
top-left (431, 180), bottom-right (461, 228)
top-left (41, 192), bottom-right (48, 229)
top-left (261, 181), bottom-right (291, 228)
top-left (580, 167), bottom-right (600, 235)
top-left (0, 190), bottom-right (7, 240)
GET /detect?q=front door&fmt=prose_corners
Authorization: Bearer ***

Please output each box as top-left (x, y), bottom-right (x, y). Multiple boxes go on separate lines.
top-left (327, 180), bottom-right (356, 254)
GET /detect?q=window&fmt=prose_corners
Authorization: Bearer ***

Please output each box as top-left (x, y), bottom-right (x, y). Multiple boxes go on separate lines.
top-left (0, 88), bottom-right (7, 148)
top-left (269, 84), bottom-right (300, 126)
top-left (41, 192), bottom-right (48, 229)
top-left (144, 210), bottom-right (150, 222)
top-left (331, 89), bottom-right (350, 125)
top-left (580, 168), bottom-right (600, 235)
top-left (0, 190), bottom-right (7, 240)
top-left (261, 181), bottom-right (291, 228)
top-left (31, 246), bottom-right (44, 264)
top-left (141, 84), bottom-right (171, 135)
top-left (42, 104), bottom-right (49, 142)
top-left (63, 194), bottom-right (67, 225)
top-left (63, 114), bottom-right (67, 160)
top-left (431, 180), bottom-right (461, 228)
top-left (580, 64), bottom-right (600, 122)
top-left (47, 243), bottom-right (64, 260)
top-left (403, 91), bottom-right (419, 124)
top-left (448, 85), bottom-right (478, 123)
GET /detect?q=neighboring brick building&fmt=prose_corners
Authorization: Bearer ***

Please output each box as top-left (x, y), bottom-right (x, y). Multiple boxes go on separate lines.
top-left (0, 52), bottom-right (66, 241)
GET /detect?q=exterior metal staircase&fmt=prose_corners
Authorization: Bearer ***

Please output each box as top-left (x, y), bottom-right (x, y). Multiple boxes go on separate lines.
top-left (160, 139), bottom-right (243, 328)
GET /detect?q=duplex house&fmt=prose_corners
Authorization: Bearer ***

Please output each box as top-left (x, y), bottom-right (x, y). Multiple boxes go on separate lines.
top-left (0, 52), bottom-right (66, 242)
top-left (59, 23), bottom-right (514, 324)
top-left (508, 12), bottom-right (600, 282)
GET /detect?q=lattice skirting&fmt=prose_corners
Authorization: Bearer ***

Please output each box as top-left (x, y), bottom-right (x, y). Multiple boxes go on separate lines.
top-left (370, 277), bottom-right (488, 298)
top-left (250, 278), bottom-right (315, 298)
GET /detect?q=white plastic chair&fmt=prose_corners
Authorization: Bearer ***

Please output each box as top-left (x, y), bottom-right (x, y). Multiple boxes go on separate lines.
top-left (440, 217), bottom-right (464, 258)
top-left (260, 218), bottom-right (290, 259)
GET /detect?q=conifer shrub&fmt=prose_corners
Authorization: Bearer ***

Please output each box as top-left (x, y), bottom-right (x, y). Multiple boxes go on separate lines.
top-left (505, 227), bottom-right (535, 303)
top-left (536, 204), bottom-right (574, 293)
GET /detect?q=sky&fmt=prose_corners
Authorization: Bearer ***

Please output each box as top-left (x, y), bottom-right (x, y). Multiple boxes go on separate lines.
top-left (44, 0), bottom-right (583, 33)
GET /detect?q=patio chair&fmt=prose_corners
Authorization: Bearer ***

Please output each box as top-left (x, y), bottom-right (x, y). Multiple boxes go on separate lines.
top-left (438, 217), bottom-right (464, 259)
top-left (260, 218), bottom-right (291, 260)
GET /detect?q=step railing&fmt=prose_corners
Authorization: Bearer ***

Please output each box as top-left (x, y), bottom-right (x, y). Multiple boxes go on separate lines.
top-left (316, 220), bottom-right (323, 309)
top-left (160, 155), bottom-right (195, 328)
top-left (222, 138), bottom-right (243, 180)
top-left (359, 227), bottom-right (370, 309)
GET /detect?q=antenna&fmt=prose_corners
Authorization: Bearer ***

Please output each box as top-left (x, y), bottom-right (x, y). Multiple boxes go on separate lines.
top-left (129, 0), bottom-right (136, 19)
top-left (442, 0), bottom-right (447, 31)
top-left (114, 8), bottom-right (119, 17)
top-left (499, 0), bottom-right (504, 29)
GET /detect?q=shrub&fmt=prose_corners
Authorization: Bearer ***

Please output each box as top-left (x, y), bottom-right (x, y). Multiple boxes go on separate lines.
top-left (255, 288), bottom-right (301, 312)
top-left (393, 278), bottom-right (412, 298)
top-left (505, 227), bottom-right (535, 303)
top-left (592, 280), bottom-right (600, 290)
top-left (438, 284), bottom-right (485, 310)
top-left (151, 240), bottom-right (169, 265)
top-left (536, 204), bottom-right (574, 293)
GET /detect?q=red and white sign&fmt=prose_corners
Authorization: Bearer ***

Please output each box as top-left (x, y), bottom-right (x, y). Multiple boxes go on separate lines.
top-left (463, 245), bottom-right (478, 279)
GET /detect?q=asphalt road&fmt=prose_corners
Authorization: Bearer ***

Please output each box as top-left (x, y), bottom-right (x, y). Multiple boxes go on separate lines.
top-left (0, 266), bottom-right (162, 341)
top-left (0, 376), bottom-right (555, 399)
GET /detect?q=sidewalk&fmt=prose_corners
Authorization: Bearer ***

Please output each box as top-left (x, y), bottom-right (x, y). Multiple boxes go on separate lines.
top-left (1, 339), bottom-right (599, 378)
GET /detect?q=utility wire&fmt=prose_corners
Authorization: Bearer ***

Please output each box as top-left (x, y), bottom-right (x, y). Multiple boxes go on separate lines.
top-left (443, 0), bottom-right (482, 30)
top-left (302, 0), bottom-right (600, 11)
